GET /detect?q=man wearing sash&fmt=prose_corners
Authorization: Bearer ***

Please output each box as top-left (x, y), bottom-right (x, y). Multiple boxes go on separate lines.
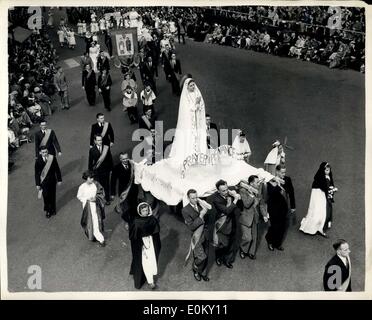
top-left (35, 146), bottom-right (62, 218)
top-left (88, 135), bottom-right (113, 204)
top-left (34, 121), bottom-right (62, 159)
top-left (323, 239), bottom-right (352, 291)
top-left (182, 189), bottom-right (210, 282)
top-left (97, 69), bottom-right (113, 112)
top-left (138, 108), bottom-right (156, 130)
top-left (265, 165), bottom-right (296, 251)
top-left (211, 179), bottom-right (241, 269)
top-left (89, 113), bottom-right (115, 148)
top-left (111, 153), bottom-right (138, 229)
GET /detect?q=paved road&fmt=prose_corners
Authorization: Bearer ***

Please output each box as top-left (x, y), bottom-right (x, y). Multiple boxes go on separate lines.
top-left (7, 19), bottom-right (365, 292)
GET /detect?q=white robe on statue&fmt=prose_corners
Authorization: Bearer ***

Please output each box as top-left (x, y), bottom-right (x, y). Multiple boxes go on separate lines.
top-left (168, 78), bottom-right (207, 168)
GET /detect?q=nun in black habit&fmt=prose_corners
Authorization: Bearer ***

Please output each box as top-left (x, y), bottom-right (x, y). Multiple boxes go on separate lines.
top-left (129, 202), bottom-right (161, 289)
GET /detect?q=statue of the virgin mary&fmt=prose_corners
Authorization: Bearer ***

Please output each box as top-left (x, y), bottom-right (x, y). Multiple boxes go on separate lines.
top-left (168, 76), bottom-right (207, 167)
top-left (134, 75), bottom-right (274, 206)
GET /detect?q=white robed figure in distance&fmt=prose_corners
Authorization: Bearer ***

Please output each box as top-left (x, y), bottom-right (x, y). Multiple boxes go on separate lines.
top-left (168, 77), bottom-right (207, 167)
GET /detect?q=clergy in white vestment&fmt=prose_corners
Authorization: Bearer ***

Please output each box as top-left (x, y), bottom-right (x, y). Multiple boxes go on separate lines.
top-left (232, 131), bottom-right (251, 163)
top-left (264, 140), bottom-right (285, 175)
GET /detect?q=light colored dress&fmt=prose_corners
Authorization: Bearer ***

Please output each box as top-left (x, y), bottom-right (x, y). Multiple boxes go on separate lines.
top-left (99, 18), bottom-right (106, 31)
top-left (67, 31), bottom-right (76, 46)
top-left (77, 182), bottom-right (104, 243)
top-left (77, 23), bottom-right (83, 35)
top-left (57, 30), bottom-right (64, 44)
top-left (299, 189), bottom-right (327, 235)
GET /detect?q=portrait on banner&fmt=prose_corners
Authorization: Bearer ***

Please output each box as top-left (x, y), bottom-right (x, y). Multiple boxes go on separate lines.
top-left (114, 28), bottom-right (138, 57)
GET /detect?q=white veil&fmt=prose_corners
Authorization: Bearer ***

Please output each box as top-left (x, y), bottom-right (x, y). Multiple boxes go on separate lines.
top-left (168, 78), bottom-right (207, 167)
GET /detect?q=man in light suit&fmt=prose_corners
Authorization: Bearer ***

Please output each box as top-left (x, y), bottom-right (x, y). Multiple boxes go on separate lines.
top-left (323, 239), bottom-right (352, 291)
top-left (182, 189), bottom-right (210, 282)
top-left (238, 175), bottom-right (268, 260)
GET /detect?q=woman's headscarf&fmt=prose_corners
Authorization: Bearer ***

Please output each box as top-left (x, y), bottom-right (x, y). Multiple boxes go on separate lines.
top-left (137, 202), bottom-right (153, 217)
top-left (312, 161), bottom-right (334, 191)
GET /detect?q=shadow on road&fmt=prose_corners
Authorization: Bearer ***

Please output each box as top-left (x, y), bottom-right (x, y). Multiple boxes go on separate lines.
top-left (158, 228), bottom-right (179, 278)
top-left (56, 185), bottom-right (79, 212)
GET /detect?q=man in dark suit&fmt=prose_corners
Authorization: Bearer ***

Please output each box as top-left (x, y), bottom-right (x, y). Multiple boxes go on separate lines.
top-left (89, 113), bottom-right (114, 148)
top-left (140, 56), bottom-right (158, 95)
top-left (265, 165), bottom-right (296, 251)
top-left (88, 135), bottom-right (113, 204)
top-left (97, 69), bottom-right (113, 111)
top-left (80, 51), bottom-right (93, 72)
top-left (34, 120), bottom-right (62, 159)
top-left (161, 44), bottom-right (172, 79)
top-left (35, 146), bottom-right (62, 218)
top-left (111, 152), bottom-right (138, 228)
top-left (211, 179), bottom-right (241, 269)
top-left (97, 51), bottom-right (110, 73)
top-left (82, 64), bottom-right (96, 106)
top-left (206, 114), bottom-right (219, 149)
top-left (182, 189), bottom-right (210, 282)
top-left (165, 52), bottom-right (182, 96)
top-left (238, 175), bottom-right (268, 260)
top-left (104, 30), bottom-right (113, 57)
top-left (323, 239), bottom-right (352, 291)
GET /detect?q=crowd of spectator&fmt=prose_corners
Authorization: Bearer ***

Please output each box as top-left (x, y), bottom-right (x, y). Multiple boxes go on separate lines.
top-left (198, 7), bottom-right (365, 72)
top-left (8, 6), bottom-right (365, 169)
top-left (8, 11), bottom-right (60, 170)
top-left (63, 6), bottom-right (365, 72)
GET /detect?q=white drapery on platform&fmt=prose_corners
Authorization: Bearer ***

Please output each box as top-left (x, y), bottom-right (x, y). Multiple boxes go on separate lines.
top-left (135, 158), bottom-right (273, 206)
